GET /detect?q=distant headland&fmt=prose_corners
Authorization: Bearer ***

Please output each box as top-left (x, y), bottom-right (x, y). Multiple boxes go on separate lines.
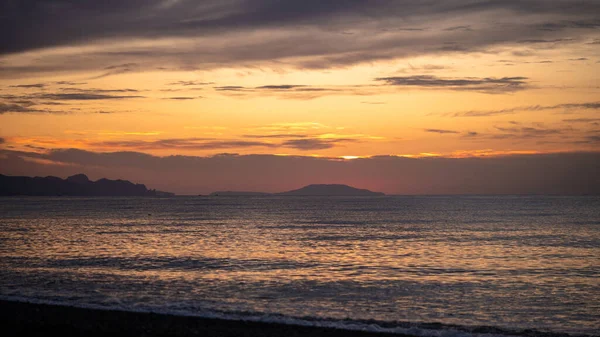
top-left (0, 173), bottom-right (174, 196)
top-left (210, 184), bottom-right (384, 197)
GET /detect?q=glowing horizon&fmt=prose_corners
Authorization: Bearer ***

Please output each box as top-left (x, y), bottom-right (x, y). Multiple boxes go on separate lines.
top-left (1, 1), bottom-right (599, 193)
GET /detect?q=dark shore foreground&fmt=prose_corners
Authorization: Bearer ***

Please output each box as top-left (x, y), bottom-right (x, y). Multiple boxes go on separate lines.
top-left (0, 300), bottom-right (401, 337)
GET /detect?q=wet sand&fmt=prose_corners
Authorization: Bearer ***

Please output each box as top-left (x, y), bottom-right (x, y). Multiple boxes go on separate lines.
top-left (0, 299), bottom-right (401, 337)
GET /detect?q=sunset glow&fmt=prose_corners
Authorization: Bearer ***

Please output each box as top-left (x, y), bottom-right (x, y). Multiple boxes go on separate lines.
top-left (1, 1), bottom-right (599, 194)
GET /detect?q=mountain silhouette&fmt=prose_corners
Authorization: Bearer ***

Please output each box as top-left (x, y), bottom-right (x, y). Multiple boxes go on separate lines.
top-left (211, 184), bottom-right (384, 196)
top-left (278, 184), bottom-right (384, 196)
top-left (0, 174), bottom-right (174, 196)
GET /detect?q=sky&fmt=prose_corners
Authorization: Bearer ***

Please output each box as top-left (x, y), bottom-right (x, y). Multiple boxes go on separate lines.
top-left (1, 0), bottom-right (599, 194)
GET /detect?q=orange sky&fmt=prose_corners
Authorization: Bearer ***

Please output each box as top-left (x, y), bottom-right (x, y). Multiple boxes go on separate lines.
top-left (0, 1), bottom-right (599, 193)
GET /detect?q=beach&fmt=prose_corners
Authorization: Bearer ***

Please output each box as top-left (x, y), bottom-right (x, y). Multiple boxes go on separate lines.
top-left (0, 299), bottom-right (401, 337)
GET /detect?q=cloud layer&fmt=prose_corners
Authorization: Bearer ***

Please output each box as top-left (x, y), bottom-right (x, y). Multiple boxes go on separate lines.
top-left (2, 0), bottom-right (599, 75)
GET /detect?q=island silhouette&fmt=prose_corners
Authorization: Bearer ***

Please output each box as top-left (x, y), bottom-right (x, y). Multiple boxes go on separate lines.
top-left (0, 173), bottom-right (174, 196)
top-left (210, 184), bottom-right (384, 196)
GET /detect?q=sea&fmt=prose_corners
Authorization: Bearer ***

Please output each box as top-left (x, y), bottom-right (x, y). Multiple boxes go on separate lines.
top-left (0, 196), bottom-right (598, 337)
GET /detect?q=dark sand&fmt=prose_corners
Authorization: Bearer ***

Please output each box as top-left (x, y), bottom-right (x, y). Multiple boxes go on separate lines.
top-left (0, 300), bottom-right (402, 337)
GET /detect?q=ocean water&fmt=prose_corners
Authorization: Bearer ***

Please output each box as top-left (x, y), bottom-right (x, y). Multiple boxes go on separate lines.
top-left (0, 196), bottom-right (599, 336)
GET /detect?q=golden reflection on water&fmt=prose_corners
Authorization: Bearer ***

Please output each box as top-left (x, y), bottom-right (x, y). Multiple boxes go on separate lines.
top-left (1, 196), bottom-right (599, 334)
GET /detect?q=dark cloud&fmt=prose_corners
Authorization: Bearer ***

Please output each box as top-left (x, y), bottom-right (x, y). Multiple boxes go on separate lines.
top-left (214, 86), bottom-right (246, 92)
top-left (449, 101), bottom-right (600, 117)
top-left (213, 84), bottom-right (350, 99)
top-left (396, 64), bottom-right (452, 74)
top-left (164, 96), bottom-right (203, 100)
top-left (376, 76), bottom-right (529, 93)
top-left (89, 63), bottom-right (140, 79)
top-left (0, 102), bottom-right (41, 114)
top-left (36, 93), bottom-right (144, 100)
top-left (7, 81), bottom-right (86, 89)
top-left (256, 85), bottom-right (307, 90)
top-left (0, 137), bottom-right (4, 144)
top-left (444, 25), bottom-right (473, 31)
top-left (568, 57), bottom-right (589, 61)
top-left (160, 88), bottom-right (204, 92)
top-left (215, 76), bottom-right (530, 98)
top-left (563, 118), bottom-right (600, 123)
top-left (168, 81), bottom-right (214, 86)
top-left (281, 138), bottom-right (357, 150)
top-left (518, 38), bottom-right (574, 44)
top-left (491, 125), bottom-right (564, 139)
top-left (1, 148), bottom-right (599, 195)
top-left (62, 88), bottom-right (140, 93)
top-left (1, 1), bottom-right (599, 75)
top-left (243, 134), bottom-right (309, 139)
top-left (9, 83), bottom-right (46, 89)
top-left (91, 138), bottom-right (277, 151)
top-left (537, 19), bottom-right (600, 31)
top-left (425, 129), bottom-right (460, 134)
top-left (55, 81), bottom-right (87, 86)
top-left (90, 136), bottom-right (358, 151)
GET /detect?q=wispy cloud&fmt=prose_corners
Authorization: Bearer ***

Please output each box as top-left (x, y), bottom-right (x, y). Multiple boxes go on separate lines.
top-left (0, 102), bottom-right (41, 114)
top-left (376, 76), bottom-right (529, 94)
top-left (91, 138), bottom-right (278, 151)
top-left (449, 102), bottom-right (600, 117)
top-left (167, 81), bottom-right (214, 86)
top-left (9, 83), bottom-right (46, 89)
top-left (163, 96), bottom-right (203, 100)
top-left (281, 138), bottom-right (357, 150)
top-left (563, 118), bottom-right (600, 123)
top-left (425, 128), bottom-right (460, 134)
top-left (35, 93), bottom-right (144, 100)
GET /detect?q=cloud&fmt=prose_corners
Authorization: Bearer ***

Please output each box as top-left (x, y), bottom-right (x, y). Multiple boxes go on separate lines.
top-left (89, 63), bottom-right (140, 79)
top-left (444, 25), bottom-right (473, 31)
top-left (9, 83), bottom-right (46, 89)
top-left (214, 86), bottom-right (247, 91)
top-left (1, 148), bottom-right (599, 195)
top-left (35, 93), bottom-right (144, 100)
top-left (168, 81), bottom-right (214, 86)
top-left (90, 138), bottom-right (278, 151)
top-left (164, 96), bottom-right (203, 100)
top-left (494, 126), bottom-right (563, 138)
top-left (395, 64), bottom-right (452, 74)
top-left (243, 134), bottom-right (308, 139)
top-left (449, 101), bottom-right (600, 117)
top-left (0, 102), bottom-right (45, 114)
top-left (0, 137), bottom-right (4, 144)
top-left (213, 83), bottom-right (363, 99)
top-left (256, 85), bottom-right (307, 90)
top-left (376, 76), bottom-right (529, 94)
top-left (85, 134), bottom-right (361, 152)
top-left (1, 88), bottom-right (145, 108)
top-left (424, 129), bottom-right (460, 134)
top-left (518, 38), bottom-right (574, 44)
top-left (2, 1), bottom-right (599, 75)
top-left (281, 138), bottom-right (357, 150)
top-left (563, 118), bottom-right (600, 123)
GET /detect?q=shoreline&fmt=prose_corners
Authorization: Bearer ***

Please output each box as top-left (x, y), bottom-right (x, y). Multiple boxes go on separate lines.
top-left (0, 299), bottom-right (401, 337)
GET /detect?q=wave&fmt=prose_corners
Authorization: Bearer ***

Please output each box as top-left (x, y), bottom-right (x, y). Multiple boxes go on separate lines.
top-left (1, 295), bottom-right (595, 337)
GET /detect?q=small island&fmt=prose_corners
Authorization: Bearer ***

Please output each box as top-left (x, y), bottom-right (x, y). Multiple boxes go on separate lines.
top-left (0, 173), bottom-right (174, 196)
top-left (211, 184), bottom-right (384, 197)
